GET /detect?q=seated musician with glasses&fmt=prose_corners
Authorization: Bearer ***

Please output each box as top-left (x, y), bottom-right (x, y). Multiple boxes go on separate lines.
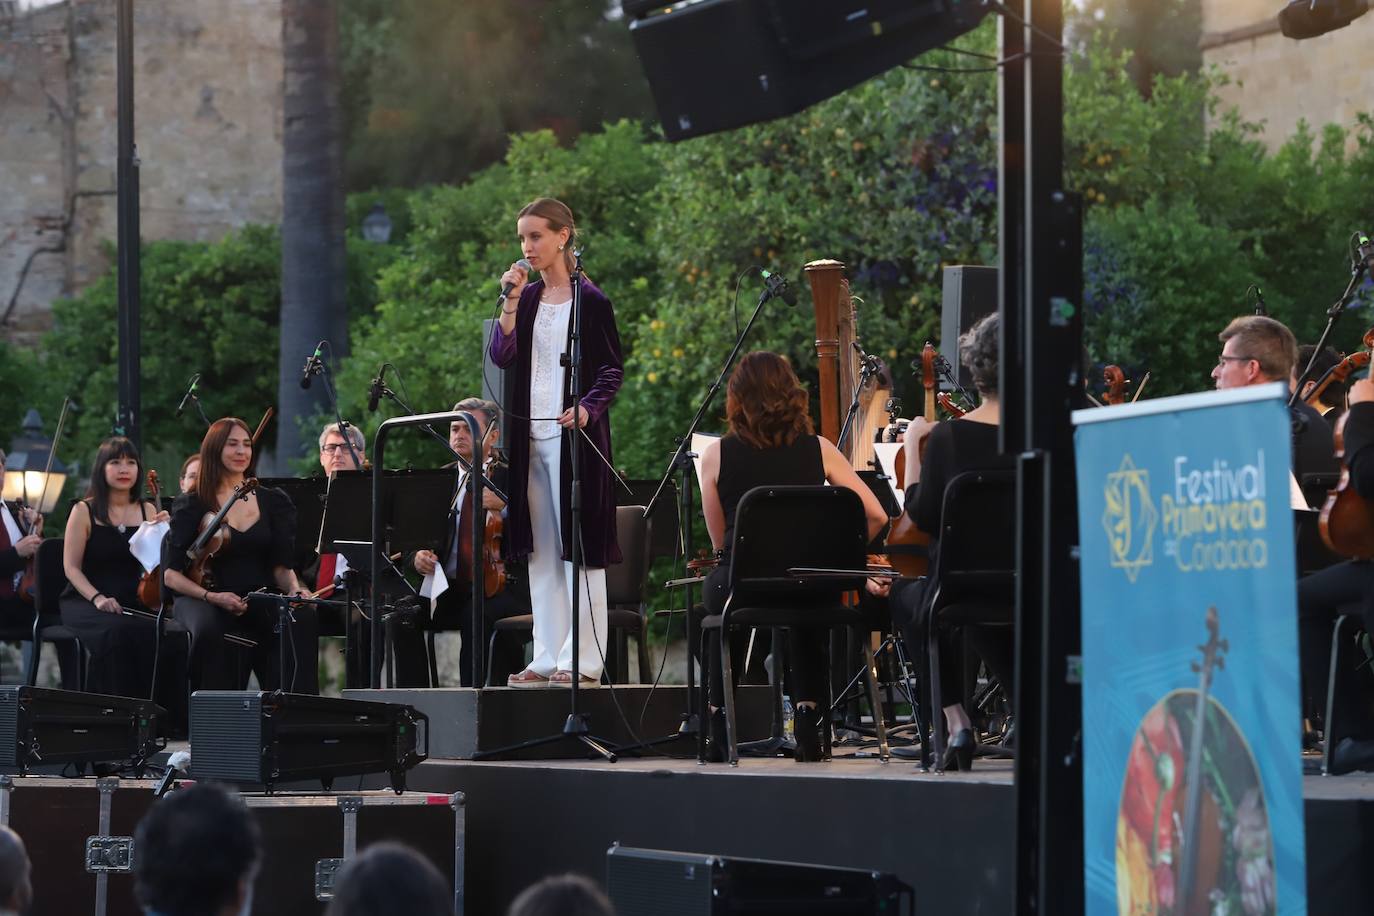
top-left (410, 398), bottom-right (527, 687)
top-left (890, 313), bottom-right (1014, 771)
top-left (1212, 315), bottom-right (1336, 488)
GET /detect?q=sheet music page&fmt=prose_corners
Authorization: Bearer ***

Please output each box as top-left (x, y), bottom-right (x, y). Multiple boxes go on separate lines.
top-left (872, 442), bottom-right (905, 508)
top-left (1289, 471), bottom-right (1310, 510)
top-left (690, 432), bottom-right (720, 493)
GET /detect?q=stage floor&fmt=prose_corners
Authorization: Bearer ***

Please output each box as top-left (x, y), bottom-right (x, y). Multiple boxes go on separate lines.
top-left (402, 749), bottom-right (1371, 915)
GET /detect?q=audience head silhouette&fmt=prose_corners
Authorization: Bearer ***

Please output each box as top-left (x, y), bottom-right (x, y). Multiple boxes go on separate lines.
top-left (134, 783), bottom-right (260, 916)
top-left (507, 873), bottom-right (615, 916)
top-left (325, 842), bottom-right (454, 916)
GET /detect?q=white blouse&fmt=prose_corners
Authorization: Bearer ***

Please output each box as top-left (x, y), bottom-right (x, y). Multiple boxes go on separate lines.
top-left (529, 297), bottom-right (572, 441)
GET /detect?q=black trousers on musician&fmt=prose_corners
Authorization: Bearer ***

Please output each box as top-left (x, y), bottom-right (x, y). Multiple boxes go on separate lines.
top-left (889, 578), bottom-right (1015, 714)
top-left (1296, 559), bottom-right (1374, 731)
top-left (695, 565), bottom-right (825, 706)
top-left (173, 595), bottom-right (319, 694)
top-left (58, 593), bottom-right (188, 715)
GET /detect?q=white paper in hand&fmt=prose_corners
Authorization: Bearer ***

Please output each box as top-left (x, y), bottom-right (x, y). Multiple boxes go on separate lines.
top-left (128, 520), bottom-right (170, 574)
top-left (419, 563), bottom-right (449, 616)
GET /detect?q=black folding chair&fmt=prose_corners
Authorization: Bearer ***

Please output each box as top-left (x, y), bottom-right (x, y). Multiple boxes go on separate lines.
top-left (704, 485), bottom-right (888, 765)
top-left (20, 538), bottom-right (85, 689)
top-left (924, 469), bottom-right (1017, 771)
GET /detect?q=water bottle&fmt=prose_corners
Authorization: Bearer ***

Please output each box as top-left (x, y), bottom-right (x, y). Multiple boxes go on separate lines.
top-left (782, 695), bottom-right (795, 740)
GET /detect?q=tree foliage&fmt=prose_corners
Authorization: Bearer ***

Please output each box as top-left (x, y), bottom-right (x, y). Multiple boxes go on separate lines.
top-left (339, 0), bottom-right (654, 190)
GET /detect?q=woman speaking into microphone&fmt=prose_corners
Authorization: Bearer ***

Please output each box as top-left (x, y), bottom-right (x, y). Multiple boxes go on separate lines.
top-left (490, 198), bottom-right (624, 689)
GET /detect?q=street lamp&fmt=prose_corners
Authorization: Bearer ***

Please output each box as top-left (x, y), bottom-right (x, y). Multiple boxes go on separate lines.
top-left (361, 202), bottom-right (393, 244)
top-left (2, 409), bottom-right (69, 514)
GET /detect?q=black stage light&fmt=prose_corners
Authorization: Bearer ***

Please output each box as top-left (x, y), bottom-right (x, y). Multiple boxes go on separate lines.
top-left (1278, 0), bottom-right (1369, 38)
top-left (189, 691), bottom-right (427, 793)
top-left (0, 686), bottom-right (166, 774)
top-left (607, 845), bottom-right (914, 915)
top-left (625, 0), bottom-right (990, 141)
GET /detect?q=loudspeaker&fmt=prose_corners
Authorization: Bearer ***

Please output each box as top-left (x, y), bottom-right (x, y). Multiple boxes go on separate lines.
top-left (482, 318), bottom-right (509, 450)
top-left (940, 265), bottom-right (998, 390)
top-left (627, 0), bottom-right (989, 141)
top-left (0, 686), bottom-right (166, 773)
top-left (606, 845), bottom-right (913, 915)
top-left (190, 690), bottom-right (427, 792)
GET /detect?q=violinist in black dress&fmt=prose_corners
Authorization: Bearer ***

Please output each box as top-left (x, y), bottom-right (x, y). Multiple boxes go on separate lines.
top-left (59, 436), bottom-right (180, 701)
top-left (163, 418), bottom-right (318, 693)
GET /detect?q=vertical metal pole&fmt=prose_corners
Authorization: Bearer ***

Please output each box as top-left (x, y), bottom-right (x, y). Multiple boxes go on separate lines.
top-left (115, 0), bottom-right (141, 450)
top-left (93, 777), bottom-right (118, 916)
top-left (0, 775), bottom-right (11, 826)
top-left (450, 792), bottom-right (466, 916)
top-left (1008, 0), bottom-right (1086, 911)
top-left (338, 797), bottom-right (362, 858)
top-left (997, 10), bottom-right (1025, 456)
top-left (460, 412), bottom-right (486, 689)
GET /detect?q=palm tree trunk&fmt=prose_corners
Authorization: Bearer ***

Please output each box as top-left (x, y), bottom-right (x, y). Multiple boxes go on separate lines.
top-left (276, 0), bottom-right (346, 473)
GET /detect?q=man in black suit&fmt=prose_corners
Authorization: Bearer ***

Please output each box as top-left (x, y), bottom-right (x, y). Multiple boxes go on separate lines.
top-left (411, 398), bottom-right (527, 686)
top-left (1212, 315), bottom-right (1338, 497)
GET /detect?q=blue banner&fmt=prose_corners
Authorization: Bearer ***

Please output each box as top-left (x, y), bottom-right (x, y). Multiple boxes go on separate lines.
top-left (1074, 383), bottom-right (1306, 916)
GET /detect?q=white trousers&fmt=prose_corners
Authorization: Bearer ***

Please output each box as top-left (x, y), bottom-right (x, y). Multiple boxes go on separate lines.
top-left (526, 434), bottom-right (608, 678)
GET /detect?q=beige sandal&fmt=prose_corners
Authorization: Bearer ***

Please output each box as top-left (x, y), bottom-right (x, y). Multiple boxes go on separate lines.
top-left (507, 669), bottom-right (550, 689)
top-left (549, 670), bottom-right (600, 688)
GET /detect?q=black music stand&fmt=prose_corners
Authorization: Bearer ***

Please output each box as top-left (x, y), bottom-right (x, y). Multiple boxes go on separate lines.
top-left (324, 469), bottom-right (453, 686)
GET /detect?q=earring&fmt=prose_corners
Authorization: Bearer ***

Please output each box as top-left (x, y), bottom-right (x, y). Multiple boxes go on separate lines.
top-left (558, 245), bottom-right (565, 251)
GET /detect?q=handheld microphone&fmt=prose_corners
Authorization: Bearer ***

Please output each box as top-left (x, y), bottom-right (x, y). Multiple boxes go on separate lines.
top-left (498, 259), bottom-right (534, 306)
top-left (760, 268), bottom-right (798, 307)
top-left (299, 341), bottom-right (325, 390)
top-left (175, 373), bottom-right (201, 417)
top-left (367, 364), bottom-right (388, 412)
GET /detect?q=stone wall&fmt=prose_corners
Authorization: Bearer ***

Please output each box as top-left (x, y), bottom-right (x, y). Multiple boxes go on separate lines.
top-left (0, 0), bottom-right (283, 346)
top-left (1201, 1), bottom-right (1374, 150)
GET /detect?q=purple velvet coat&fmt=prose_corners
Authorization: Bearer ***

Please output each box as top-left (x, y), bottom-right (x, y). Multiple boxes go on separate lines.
top-left (489, 276), bottom-right (624, 568)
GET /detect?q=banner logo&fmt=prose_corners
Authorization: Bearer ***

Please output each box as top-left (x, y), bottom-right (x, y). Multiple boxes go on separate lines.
top-left (1103, 455), bottom-right (1157, 583)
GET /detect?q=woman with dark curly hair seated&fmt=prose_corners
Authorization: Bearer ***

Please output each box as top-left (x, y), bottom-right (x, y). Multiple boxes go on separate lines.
top-left (891, 312), bottom-right (1013, 770)
top-left (697, 351), bottom-right (889, 761)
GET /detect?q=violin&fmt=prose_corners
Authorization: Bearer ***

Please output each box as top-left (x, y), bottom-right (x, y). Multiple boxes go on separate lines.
top-left (1305, 329), bottom-right (1374, 410)
top-left (884, 343), bottom-right (941, 578)
top-left (480, 450), bottom-right (507, 600)
top-left (136, 469), bottom-right (164, 608)
top-left (1103, 365), bottom-right (1128, 406)
top-left (1320, 407), bottom-right (1374, 559)
top-left (185, 478), bottom-right (259, 589)
top-left (457, 422), bottom-right (507, 599)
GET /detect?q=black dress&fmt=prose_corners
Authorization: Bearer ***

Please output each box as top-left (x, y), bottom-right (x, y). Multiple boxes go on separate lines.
top-left (700, 434), bottom-right (828, 703)
top-left (166, 486), bottom-right (319, 693)
top-left (894, 419), bottom-right (1015, 708)
top-left (58, 500), bottom-right (185, 703)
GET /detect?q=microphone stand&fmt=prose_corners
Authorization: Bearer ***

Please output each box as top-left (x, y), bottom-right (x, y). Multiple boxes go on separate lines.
top-left (373, 383), bottom-right (508, 505)
top-left (1290, 241), bottom-right (1371, 407)
top-left (637, 276), bottom-right (793, 758)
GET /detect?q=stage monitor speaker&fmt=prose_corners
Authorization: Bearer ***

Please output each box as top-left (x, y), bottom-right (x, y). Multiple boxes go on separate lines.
top-left (0, 686), bottom-right (166, 774)
top-left (940, 265), bottom-right (998, 391)
top-left (190, 691), bottom-right (427, 793)
top-left (481, 318), bottom-right (509, 450)
top-left (626, 0), bottom-right (989, 141)
top-left (606, 845), bottom-right (914, 915)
